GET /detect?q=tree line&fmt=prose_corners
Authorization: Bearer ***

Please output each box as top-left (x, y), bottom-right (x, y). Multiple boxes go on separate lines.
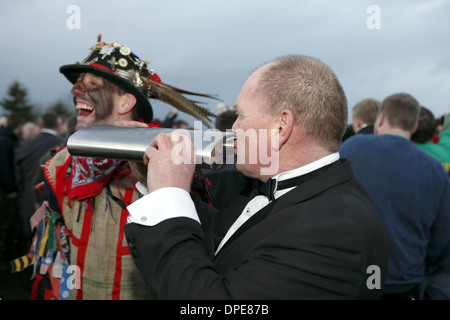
top-left (0, 81), bottom-right (72, 122)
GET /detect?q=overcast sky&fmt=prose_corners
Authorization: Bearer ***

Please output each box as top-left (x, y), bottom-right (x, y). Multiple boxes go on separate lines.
top-left (1, 0), bottom-right (449, 126)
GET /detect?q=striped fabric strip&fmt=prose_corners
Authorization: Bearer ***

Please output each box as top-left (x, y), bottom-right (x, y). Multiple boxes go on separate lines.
top-left (38, 220), bottom-right (50, 257)
top-left (31, 215), bottom-right (52, 259)
top-left (75, 197), bottom-right (94, 300)
top-left (10, 255), bottom-right (34, 273)
top-left (112, 187), bottom-right (134, 300)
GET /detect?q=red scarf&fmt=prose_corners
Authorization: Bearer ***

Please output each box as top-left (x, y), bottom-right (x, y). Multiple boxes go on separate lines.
top-left (68, 156), bottom-right (125, 200)
top-left (67, 121), bottom-right (161, 201)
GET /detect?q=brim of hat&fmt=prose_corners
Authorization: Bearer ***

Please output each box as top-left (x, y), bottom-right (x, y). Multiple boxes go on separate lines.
top-left (60, 64), bottom-right (153, 123)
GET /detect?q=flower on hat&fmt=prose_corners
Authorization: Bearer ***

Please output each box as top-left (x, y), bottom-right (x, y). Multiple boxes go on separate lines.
top-left (99, 45), bottom-right (115, 56)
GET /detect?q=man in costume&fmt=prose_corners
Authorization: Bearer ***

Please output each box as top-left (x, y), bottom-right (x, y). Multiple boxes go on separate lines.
top-left (11, 38), bottom-right (216, 300)
top-left (123, 55), bottom-right (389, 299)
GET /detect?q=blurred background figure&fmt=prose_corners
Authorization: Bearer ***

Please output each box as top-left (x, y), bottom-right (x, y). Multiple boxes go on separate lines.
top-left (0, 112), bottom-right (25, 271)
top-left (57, 112), bottom-right (77, 140)
top-left (172, 119), bottom-right (189, 129)
top-left (351, 98), bottom-right (380, 135)
top-left (340, 93), bottom-right (450, 300)
top-left (20, 122), bottom-right (39, 142)
top-left (0, 116), bottom-right (8, 127)
top-left (411, 106), bottom-right (450, 175)
top-left (14, 112), bottom-right (63, 250)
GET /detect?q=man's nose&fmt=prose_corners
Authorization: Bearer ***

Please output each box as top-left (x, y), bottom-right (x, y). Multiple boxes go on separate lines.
top-left (71, 77), bottom-right (87, 96)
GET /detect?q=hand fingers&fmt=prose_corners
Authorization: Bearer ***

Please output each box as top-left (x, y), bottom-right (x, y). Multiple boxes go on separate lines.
top-left (144, 133), bottom-right (171, 164)
top-left (144, 132), bottom-right (194, 165)
top-left (150, 133), bottom-right (171, 150)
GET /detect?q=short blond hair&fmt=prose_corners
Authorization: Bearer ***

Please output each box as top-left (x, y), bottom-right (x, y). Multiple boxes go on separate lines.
top-left (255, 55), bottom-right (348, 152)
top-left (352, 98), bottom-right (380, 125)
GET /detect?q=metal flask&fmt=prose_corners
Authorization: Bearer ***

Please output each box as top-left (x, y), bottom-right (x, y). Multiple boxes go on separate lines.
top-left (66, 125), bottom-right (236, 169)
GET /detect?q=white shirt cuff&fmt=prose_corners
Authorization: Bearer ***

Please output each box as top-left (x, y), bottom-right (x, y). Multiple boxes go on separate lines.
top-left (126, 187), bottom-right (200, 226)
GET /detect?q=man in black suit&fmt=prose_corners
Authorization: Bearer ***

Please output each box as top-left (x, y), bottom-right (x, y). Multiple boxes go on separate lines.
top-left (15, 112), bottom-right (62, 244)
top-left (124, 55), bottom-right (389, 299)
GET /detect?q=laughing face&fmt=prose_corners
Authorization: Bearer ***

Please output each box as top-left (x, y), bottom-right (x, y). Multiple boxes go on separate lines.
top-left (71, 73), bottom-right (123, 131)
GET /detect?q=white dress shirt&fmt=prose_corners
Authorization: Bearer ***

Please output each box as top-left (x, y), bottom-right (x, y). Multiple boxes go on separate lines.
top-left (126, 152), bottom-right (340, 254)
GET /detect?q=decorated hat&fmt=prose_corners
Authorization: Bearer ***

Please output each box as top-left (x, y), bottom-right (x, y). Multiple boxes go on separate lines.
top-left (60, 35), bottom-right (218, 127)
top-left (60, 37), bottom-right (158, 122)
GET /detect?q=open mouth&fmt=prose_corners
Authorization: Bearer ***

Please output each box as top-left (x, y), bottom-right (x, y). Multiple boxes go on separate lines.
top-left (76, 102), bottom-right (94, 117)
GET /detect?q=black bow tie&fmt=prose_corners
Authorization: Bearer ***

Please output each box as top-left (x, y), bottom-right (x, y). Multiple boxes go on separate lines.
top-left (253, 160), bottom-right (341, 201)
top-left (255, 178), bottom-right (276, 201)
top-left (253, 176), bottom-right (302, 201)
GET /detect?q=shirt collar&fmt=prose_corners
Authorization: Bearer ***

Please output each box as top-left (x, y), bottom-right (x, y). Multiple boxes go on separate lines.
top-left (272, 152), bottom-right (340, 199)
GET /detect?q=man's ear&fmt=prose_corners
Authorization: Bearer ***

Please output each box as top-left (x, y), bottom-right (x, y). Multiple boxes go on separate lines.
top-left (117, 93), bottom-right (137, 115)
top-left (355, 118), bottom-right (363, 129)
top-left (375, 112), bottom-right (384, 128)
top-left (411, 122), bottom-right (419, 135)
top-left (273, 109), bottom-right (294, 151)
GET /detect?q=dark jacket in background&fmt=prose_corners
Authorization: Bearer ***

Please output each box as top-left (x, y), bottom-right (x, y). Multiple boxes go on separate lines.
top-left (0, 126), bottom-right (20, 194)
top-left (15, 131), bottom-right (62, 228)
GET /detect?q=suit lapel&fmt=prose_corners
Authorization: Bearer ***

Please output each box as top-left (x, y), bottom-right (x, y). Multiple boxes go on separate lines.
top-left (214, 159), bottom-right (355, 262)
top-left (270, 159), bottom-right (354, 213)
top-left (212, 193), bottom-right (250, 249)
top-left (215, 200), bottom-right (276, 256)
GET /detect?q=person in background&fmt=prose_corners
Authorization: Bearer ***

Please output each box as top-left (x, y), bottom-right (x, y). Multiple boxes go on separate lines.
top-left (411, 106), bottom-right (450, 175)
top-left (0, 113), bottom-right (25, 271)
top-left (0, 116), bottom-right (8, 127)
top-left (14, 112), bottom-right (63, 249)
top-left (351, 98), bottom-right (380, 135)
top-left (434, 114), bottom-right (446, 143)
top-left (172, 119), bottom-right (189, 129)
top-left (340, 93), bottom-right (450, 300)
top-left (160, 108), bottom-right (180, 127)
top-left (20, 122), bottom-right (39, 142)
top-left (342, 123), bottom-right (355, 142)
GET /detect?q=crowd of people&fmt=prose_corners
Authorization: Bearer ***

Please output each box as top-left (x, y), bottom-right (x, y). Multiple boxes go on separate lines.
top-left (341, 94), bottom-right (450, 299)
top-left (0, 38), bottom-right (449, 300)
top-left (0, 111), bottom-right (76, 272)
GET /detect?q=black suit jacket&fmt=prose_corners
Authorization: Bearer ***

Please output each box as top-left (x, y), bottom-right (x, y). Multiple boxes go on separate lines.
top-left (124, 159), bottom-right (389, 299)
